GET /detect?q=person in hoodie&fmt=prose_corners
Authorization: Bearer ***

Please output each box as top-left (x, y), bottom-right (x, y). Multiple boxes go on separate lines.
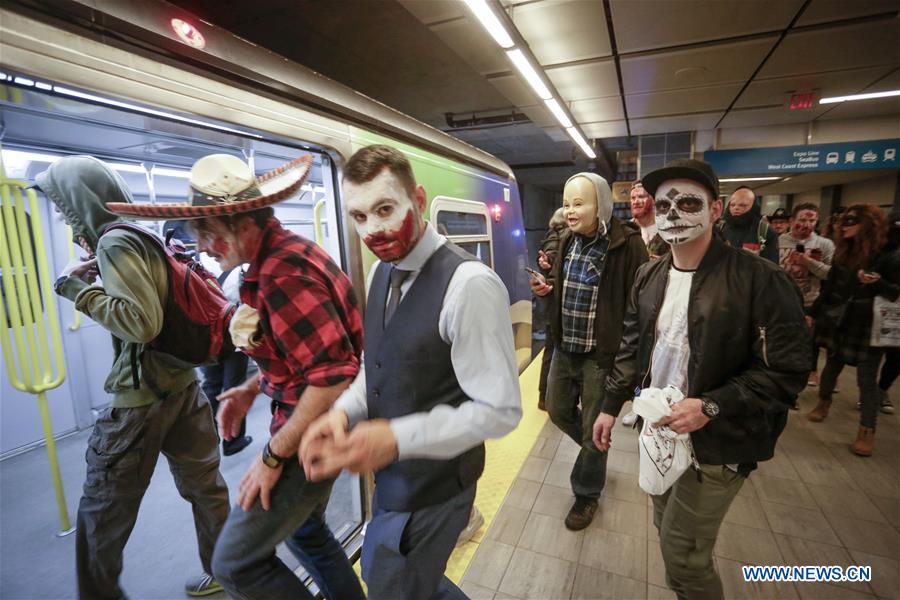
top-left (720, 186), bottom-right (779, 263)
top-left (37, 156), bottom-right (230, 599)
top-left (530, 172), bottom-right (648, 530)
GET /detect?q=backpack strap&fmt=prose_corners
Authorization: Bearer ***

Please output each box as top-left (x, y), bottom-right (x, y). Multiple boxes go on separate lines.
top-left (757, 219), bottom-right (770, 251)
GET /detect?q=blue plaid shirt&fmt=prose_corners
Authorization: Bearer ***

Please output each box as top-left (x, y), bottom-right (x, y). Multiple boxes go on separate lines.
top-left (561, 232), bottom-right (610, 353)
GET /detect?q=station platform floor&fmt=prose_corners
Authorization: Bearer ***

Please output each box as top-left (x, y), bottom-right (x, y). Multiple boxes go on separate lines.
top-left (1, 353), bottom-right (897, 599)
top-left (454, 354), bottom-right (899, 600)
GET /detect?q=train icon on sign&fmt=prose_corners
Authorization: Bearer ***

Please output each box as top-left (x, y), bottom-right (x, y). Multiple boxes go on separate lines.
top-left (826, 152), bottom-right (839, 164)
top-left (886, 148), bottom-right (896, 161)
top-left (845, 151), bottom-right (856, 163)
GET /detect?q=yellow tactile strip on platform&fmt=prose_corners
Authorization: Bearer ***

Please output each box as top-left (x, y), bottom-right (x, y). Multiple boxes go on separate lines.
top-left (445, 351), bottom-right (547, 583)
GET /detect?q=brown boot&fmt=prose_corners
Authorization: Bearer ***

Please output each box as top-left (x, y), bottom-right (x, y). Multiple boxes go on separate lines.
top-left (807, 399), bottom-right (832, 422)
top-left (849, 426), bottom-right (875, 457)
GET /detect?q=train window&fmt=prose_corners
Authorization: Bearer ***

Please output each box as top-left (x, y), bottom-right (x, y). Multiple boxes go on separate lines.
top-left (431, 196), bottom-right (493, 268)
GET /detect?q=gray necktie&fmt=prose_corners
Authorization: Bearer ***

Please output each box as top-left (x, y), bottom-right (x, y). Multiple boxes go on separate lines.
top-left (384, 267), bottom-right (411, 327)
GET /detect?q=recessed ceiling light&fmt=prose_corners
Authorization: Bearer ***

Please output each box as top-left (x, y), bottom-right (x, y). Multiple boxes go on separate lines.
top-left (820, 89), bottom-right (900, 104)
top-left (461, 0), bottom-right (514, 48)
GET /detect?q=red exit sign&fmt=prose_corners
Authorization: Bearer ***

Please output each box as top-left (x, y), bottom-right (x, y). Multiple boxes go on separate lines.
top-left (789, 92), bottom-right (817, 110)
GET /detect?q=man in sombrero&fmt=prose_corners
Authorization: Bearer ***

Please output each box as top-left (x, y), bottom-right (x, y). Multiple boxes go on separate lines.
top-left (109, 153), bottom-right (365, 600)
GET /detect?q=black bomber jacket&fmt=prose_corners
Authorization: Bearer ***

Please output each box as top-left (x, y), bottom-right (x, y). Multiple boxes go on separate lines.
top-left (602, 237), bottom-right (809, 465)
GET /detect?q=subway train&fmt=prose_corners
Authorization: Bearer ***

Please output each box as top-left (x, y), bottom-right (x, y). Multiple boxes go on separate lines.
top-left (0, 1), bottom-right (530, 595)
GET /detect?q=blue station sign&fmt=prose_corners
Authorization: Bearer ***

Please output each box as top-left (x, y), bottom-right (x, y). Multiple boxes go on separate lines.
top-left (705, 139), bottom-right (899, 175)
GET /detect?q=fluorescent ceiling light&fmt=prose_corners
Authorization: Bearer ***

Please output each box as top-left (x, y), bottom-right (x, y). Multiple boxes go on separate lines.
top-left (53, 85), bottom-right (263, 138)
top-left (820, 89), bottom-right (900, 104)
top-left (719, 177), bottom-right (781, 182)
top-left (461, 0), bottom-right (514, 48)
top-left (506, 49), bottom-right (552, 100)
top-left (544, 98), bottom-right (573, 129)
top-left (565, 127), bottom-right (596, 159)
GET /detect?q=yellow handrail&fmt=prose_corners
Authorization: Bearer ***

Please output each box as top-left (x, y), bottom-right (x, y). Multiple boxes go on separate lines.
top-left (313, 197), bottom-right (326, 248)
top-left (64, 225), bottom-right (81, 331)
top-left (0, 169), bottom-right (73, 535)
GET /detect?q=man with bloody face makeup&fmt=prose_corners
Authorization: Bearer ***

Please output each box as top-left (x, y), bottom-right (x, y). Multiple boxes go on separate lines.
top-left (593, 159), bottom-right (808, 600)
top-left (531, 172), bottom-right (648, 530)
top-left (630, 180), bottom-right (668, 259)
top-left (299, 144), bottom-right (521, 599)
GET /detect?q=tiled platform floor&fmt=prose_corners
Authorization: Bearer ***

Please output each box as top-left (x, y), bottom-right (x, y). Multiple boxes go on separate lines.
top-left (460, 370), bottom-right (900, 600)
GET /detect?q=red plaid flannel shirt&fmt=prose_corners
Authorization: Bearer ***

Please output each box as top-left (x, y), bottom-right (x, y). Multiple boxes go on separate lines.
top-left (240, 219), bottom-right (363, 433)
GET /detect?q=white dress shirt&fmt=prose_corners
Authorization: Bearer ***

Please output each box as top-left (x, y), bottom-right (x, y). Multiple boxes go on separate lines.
top-left (334, 223), bottom-right (522, 460)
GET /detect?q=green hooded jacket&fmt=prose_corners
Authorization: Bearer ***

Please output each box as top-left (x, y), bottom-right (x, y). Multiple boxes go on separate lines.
top-left (37, 156), bottom-right (195, 407)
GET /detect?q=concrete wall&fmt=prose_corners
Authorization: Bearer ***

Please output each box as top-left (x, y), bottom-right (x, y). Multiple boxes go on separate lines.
top-left (841, 173), bottom-right (898, 209)
top-left (793, 189), bottom-right (821, 208)
top-left (520, 181), bottom-right (561, 267)
top-left (697, 116), bottom-right (900, 152)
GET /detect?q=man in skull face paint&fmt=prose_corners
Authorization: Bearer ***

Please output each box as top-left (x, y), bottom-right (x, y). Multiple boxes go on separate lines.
top-left (532, 172), bottom-right (649, 531)
top-left (300, 144), bottom-right (521, 599)
top-left (593, 159), bottom-right (808, 600)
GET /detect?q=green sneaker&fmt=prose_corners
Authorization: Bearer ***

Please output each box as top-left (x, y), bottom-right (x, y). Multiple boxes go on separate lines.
top-left (184, 573), bottom-right (223, 597)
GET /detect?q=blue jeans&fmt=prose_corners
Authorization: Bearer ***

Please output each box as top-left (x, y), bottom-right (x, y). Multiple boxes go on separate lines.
top-left (362, 485), bottom-right (475, 600)
top-left (211, 460), bottom-right (363, 600)
top-left (546, 350), bottom-right (609, 498)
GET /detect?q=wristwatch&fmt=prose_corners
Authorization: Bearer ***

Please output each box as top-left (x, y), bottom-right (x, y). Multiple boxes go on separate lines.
top-left (701, 399), bottom-right (720, 420)
top-left (261, 441), bottom-right (286, 469)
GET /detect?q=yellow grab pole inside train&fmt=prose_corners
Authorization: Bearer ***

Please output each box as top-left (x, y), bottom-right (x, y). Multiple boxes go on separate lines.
top-left (313, 197), bottom-right (326, 247)
top-left (0, 163), bottom-right (74, 536)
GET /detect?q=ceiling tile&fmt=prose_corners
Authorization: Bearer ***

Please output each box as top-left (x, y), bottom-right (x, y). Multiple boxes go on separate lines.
top-left (630, 112), bottom-right (721, 136)
top-left (621, 37), bottom-right (777, 94)
top-left (758, 19), bottom-right (900, 78)
top-left (795, 0), bottom-right (900, 27)
top-left (582, 121), bottom-right (629, 139)
top-left (487, 73), bottom-right (546, 107)
top-left (546, 60), bottom-right (619, 102)
top-left (520, 104), bottom-right (557, 128)
top-left (430, 18), bottom-right (511, 75)
top-left (719, 105), bottom-right (831, 128)
top-left (570, 96), bottom-right (625, 123)
top-left (626, 84), bottom-right (742, 118)
top-left (735, 66), bottom-right (896, 108)
top-left (611, 0), bottom-right (803, 54)
top-left (510, 0), bottom-right (612, 65)
top-left (398, 0), bottom-right (466, 25)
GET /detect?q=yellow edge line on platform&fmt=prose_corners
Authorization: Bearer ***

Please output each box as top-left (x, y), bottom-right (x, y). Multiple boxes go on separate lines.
top-left (445, 350), bottom-right (547, 583)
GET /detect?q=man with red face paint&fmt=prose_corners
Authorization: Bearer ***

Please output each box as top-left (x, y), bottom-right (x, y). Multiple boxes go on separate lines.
top-left (531, 172), bottom-right (649, 531)
top-left (300, 144), bottom-right (521, 599)
top-left (630, 180), bottom-right (668, 259)
top-left (109, 153), bottom-right (366, 600)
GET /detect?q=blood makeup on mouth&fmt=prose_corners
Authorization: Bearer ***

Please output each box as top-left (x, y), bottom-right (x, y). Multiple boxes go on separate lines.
top-left (364, 209), bottom-right (416, 261)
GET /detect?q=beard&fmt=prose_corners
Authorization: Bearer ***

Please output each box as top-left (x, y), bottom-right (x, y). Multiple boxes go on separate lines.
top-left (363, 209), bottom-right (420, 262)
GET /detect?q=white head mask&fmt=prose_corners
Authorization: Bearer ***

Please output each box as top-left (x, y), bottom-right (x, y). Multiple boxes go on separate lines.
top-left (654, 180), bottom-right (712, 246)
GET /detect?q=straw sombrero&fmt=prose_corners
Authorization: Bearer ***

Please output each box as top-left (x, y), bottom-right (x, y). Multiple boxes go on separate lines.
top-left (107, 153), bottom-right (312, 219)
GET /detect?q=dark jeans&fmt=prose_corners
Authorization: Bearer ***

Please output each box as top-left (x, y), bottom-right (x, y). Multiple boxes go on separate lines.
top-left (362, 485), bottom-right (475, 600)
top-left (653, 465), bottom-right (746, 600)
top-left (284, 503), bottom-right (366, 600)
top-left (211, 461), bottom-right (363, 600)
top-left (201, 352), bottom-right (249, 448)
top-left (76, 382), bottom-right (230, 600)
top-left (878, 347), bottom-right (900, 391)
top-left (546, 350), bottom-right (609, 498)
top-left (538, 326), bottom-right (557, 403)
top-left (820, 349), bottom-right (884, 429)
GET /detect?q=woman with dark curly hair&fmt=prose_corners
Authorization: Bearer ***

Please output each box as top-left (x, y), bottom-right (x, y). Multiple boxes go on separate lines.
top-left (807, 204), bottom-right (900, 456)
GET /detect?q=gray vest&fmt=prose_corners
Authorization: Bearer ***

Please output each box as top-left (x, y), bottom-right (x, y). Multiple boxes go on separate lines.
top-left (365, 242), bottom-right (486, 511)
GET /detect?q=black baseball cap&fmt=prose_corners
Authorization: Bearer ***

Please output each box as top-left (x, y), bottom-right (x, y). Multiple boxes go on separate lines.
top-left (769, 208), bottom-right (789, 222)
top-left (642, 158), bottom-right (719, 200)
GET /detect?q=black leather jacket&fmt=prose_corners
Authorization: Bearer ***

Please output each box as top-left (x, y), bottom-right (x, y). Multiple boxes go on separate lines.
top-left (602, 237), bottom-right (809, 464)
